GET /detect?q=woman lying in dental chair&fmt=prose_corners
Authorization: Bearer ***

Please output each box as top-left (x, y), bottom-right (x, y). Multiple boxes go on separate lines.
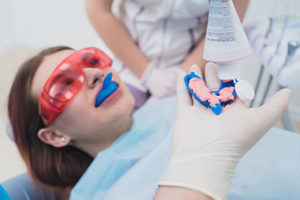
top-left (1, 46), bottom-right (298, 200)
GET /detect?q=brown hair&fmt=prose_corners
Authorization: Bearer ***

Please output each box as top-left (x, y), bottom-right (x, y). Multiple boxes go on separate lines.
top-left (7, 46), bottom-right (93, 198)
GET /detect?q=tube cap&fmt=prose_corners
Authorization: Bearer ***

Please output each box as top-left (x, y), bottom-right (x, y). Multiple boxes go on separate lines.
top-left (235, 79), bottom-right (255, 103)
top-left (218, 62), bottom-right (241, 80)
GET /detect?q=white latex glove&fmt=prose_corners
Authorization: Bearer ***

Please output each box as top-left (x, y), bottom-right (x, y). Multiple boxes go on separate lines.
top-left (159, 63), bottom-right (292, 200)
top-left (141, 62), bottom-right (183, 99)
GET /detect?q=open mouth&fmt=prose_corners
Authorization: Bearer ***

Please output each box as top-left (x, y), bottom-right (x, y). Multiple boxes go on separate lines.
top-left (95, 72), bottom-right (119, 107)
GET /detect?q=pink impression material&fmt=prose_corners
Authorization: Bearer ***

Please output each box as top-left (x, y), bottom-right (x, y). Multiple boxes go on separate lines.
top-left (189, 78), bottom-right (235, 107)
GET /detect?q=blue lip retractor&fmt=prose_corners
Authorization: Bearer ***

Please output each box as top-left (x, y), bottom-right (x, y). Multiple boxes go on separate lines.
top-left (95, 72), bottom-right (118, 107)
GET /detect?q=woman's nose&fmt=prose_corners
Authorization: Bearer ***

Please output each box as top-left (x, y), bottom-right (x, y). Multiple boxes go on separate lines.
top-left (85, 68), bottom-right (105, 89)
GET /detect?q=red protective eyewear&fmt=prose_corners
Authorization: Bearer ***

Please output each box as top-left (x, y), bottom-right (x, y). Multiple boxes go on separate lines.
top-left (39, 47), bottom-right (112, 125)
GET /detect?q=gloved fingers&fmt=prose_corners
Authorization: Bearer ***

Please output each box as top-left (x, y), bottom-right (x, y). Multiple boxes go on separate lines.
top-left (223, 97), bottom-right (247, 111)
top-left (189, 64), bottom-right (205, 108)
top-left (147, 68), bottom-right (178, 98)
top-left (150, 88), bottom-right (174, 99)
top-left (205, 62), bottom-right (221, 91)
top-left (259, 88), bottom-right (292, 124)
top-left (176, 72), bottom-right (192, 113)
top-left (233, 97), bottom-right (248, 108)
top-left (168, 66), bottom-right (184, 75)
top-left (189, 64), bottom-right (203, 78)
top-left (250, 88), bottom-right (292, 136)
top-left (140, 62), bottom-right (156, 83)
top-left (162, 72), bottom-right (179, 97)
top-left (147, 96), bottom-right (158, 103)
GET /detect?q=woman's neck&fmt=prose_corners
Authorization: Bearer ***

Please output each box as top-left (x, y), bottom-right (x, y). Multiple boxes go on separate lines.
top-left (83, 117), bottom-right (133, 157)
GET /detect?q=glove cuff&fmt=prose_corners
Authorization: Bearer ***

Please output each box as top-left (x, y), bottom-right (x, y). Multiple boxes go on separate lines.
top-left (158, 156), bottom-right (237, 200)
top-left (140, 62), bottom-right (156, 86)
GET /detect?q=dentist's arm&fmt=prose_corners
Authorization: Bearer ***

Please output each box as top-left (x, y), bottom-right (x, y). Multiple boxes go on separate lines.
top-left (85, 0), bottom-right (149, 78)
top-left (180, 36), bottom-right (207, 73)
top-left (233, 0), bottom-right (251, 21)
top-left (85, 0), bottom-right (182, 99)
top-left (180, 0), bottom-right (251, 73)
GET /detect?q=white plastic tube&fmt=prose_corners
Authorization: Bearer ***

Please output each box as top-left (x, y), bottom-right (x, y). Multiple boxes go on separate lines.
top-left (204, 0), bottom-right (252, 80)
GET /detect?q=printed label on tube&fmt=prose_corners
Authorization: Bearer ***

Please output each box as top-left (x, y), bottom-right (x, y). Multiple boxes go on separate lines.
top-left (206, 0), bottom-right (236, 42)
top-left (204, 0), bottom-right (252, 63)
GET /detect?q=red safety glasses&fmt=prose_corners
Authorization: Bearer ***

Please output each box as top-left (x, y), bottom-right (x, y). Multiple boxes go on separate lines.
top-left (39, 47), bottom-right (112, 125)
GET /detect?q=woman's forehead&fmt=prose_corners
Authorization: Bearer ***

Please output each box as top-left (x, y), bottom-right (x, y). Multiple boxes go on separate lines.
top-left (31, 50), bottom-right (74, 98)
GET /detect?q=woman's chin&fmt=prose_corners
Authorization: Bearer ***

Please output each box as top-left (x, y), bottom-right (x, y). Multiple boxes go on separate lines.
top-left (101, 86), bottom-right (134, 115)
top-left (99, 86), bottom-right (123, 107)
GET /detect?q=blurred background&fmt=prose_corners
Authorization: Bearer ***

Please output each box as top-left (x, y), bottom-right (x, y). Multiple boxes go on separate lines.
top-left (0, 0), bottom-right (299, 182)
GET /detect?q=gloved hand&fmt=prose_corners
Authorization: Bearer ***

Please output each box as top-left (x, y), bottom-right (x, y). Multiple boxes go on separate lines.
top-left (159, 63), bottom-right (292, 200)
top-left (141, 62), bottom-right (183, 99)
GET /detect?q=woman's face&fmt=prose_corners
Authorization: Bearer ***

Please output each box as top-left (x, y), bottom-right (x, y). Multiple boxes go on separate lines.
top-left (31, 50), bottom-right (135, 150)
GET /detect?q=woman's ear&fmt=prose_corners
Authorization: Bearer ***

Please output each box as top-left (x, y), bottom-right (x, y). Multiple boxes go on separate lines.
top-left (37, 128), bottom-right (71, 148)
